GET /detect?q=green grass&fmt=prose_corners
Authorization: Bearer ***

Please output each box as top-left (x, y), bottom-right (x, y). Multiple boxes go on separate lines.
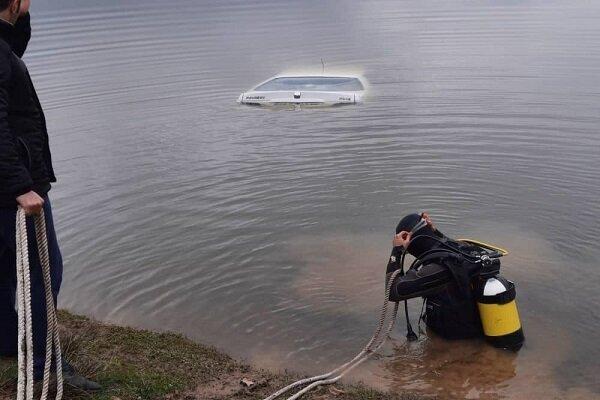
top-left (0, 311), bottom-right (236, 400)
top-left (0, 311), bottom-right (422, 400)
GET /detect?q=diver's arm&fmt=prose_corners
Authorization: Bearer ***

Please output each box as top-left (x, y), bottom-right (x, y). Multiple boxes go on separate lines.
top-left (385, 246), bottom-right (404, 291)
top-left (386, 246), bottom-right (404, 275)
top-left (386, 229), bottom-right (412, 277)
top-left (421, 212), bottom-right (445, 239)
top-left (388, 262), bottom-right (452, 302)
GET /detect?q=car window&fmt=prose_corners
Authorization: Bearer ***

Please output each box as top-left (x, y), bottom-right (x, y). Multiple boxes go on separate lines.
top-left (255, 77), bottom-right (364, 91)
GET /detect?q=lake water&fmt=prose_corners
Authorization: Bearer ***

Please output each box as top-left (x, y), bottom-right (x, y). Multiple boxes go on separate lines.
top-left (27, 1), bottom-right (600, 399)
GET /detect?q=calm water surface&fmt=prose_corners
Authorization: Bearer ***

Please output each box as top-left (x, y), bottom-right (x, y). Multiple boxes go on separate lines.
top-left (28, 1), bottom-right (600, 398)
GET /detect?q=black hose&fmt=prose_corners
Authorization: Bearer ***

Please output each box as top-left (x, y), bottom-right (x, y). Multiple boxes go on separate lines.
top-left (404, 300), bottom-right (418, 341)
top-left (399, 243), bottom-right (418, 341)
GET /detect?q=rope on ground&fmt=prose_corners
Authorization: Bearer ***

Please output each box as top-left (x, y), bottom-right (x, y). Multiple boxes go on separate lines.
top-left (263, 268), bottom-right (403, 400)
top-left (15, 207), bottom-right (63, 400)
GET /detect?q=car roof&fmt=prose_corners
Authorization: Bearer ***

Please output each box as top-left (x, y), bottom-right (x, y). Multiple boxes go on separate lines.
top-left (268, 74), bottom-right (362, 79)
top-left (251, 74), bottom-right (365, 91)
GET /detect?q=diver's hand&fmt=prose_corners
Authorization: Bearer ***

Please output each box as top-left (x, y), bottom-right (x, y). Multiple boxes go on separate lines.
top-left (393, 231), bottom-right (411, 248)
top-left (16, 191), bottom-right (44, 216)
top-left (421, 212), bottom-right (435, 230)
top-left (19, 0), bottom-right (30, 16)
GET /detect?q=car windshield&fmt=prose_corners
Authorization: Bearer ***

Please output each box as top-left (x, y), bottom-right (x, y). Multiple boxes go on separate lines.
top-left (254, 77), bottom-right (364, 92)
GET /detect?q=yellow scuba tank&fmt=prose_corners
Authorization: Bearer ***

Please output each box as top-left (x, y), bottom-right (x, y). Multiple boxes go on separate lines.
top-left (477, 275), bottom-right (525, 350)
top-left (458, 238), bottom-right (524, 350)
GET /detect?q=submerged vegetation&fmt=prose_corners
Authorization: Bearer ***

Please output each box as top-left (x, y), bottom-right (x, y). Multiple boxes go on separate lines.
top-left (0, 311), bottom-right (420, 400)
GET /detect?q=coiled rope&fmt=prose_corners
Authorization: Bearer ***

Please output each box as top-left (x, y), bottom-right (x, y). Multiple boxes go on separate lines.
top-left (15, 207), bottom-right (63, 400)
top-left (263, 268), bottom-right (404, 400)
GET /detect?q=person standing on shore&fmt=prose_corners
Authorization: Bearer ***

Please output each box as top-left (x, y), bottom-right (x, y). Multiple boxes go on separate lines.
top-left (0, 0), bottom-right (100, 390)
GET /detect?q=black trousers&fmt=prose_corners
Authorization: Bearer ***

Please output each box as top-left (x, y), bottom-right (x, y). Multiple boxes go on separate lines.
top-left (0, 197), bottom-right (63, 380)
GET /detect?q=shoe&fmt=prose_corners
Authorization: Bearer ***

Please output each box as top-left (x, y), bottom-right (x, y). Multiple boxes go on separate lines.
top-left (62, 359), bottom-right (102, 391)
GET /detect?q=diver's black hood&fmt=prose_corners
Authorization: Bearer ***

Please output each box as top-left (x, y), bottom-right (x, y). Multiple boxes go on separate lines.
top-left (396, 213), bottom-right (443, 259)
top-left (396, 213), bottom-right (421, 234)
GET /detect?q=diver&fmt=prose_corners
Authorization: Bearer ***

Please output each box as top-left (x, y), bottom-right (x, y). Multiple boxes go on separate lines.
top-left (386, 213), bottom-right (524, 348)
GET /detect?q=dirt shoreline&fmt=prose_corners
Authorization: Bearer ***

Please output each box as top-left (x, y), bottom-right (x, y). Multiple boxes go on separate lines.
top-left (0, 311), bottom-right (422, 400)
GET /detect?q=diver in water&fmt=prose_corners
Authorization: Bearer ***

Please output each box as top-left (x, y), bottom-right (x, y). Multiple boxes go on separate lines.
top-left (386, 213), bottom-right (498, 340)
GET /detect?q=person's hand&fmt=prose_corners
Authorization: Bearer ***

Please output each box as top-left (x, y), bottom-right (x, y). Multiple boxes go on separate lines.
top-left (16, 191), bottom-right (44, 216)
top-left (19, 0), bottom-right (31, 16)
top-left (393, 231), bottom-right (411, 248)
top-left (421, 212), bottom-right (435, 230)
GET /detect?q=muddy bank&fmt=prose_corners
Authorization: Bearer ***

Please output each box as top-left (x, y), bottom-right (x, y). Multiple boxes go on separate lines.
top-left (0, 311), bottom-right (422, 400)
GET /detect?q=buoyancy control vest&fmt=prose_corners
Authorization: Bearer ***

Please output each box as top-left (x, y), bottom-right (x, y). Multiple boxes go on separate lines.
top-left (386, 237), bottom-right (501, 301)
top-left (425, 284), bottom-right (484, 339)
top-left (417, 240), bottom-right (501, 340)
top-left (387, 235), bottom-right (505, 340)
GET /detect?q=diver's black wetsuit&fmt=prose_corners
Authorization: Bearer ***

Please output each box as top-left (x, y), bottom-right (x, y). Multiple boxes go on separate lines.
top-left (385, 232), bottom-right (496, 339)
top-left (385, 228), bottom-right (458, 302)
top-left (386, 245), bottom-right (451, 301)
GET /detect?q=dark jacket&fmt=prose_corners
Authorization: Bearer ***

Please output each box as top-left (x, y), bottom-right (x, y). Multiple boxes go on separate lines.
top-left (0, 14), bottom-right (55, 207)
top-left (385, 245), bottom-right (452, 302)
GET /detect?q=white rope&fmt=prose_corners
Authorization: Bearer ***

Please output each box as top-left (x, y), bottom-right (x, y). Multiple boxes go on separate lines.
top-left (15, 209), bottom-right (32, 400)
top-left (15, 207), bottom-right (63, 400)
top-left (263, 268), bottom-right (404, 400)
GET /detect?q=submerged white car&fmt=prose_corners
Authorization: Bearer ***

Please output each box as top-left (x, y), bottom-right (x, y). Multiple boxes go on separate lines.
top-left (237, 75), bottom-right (366, 106)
